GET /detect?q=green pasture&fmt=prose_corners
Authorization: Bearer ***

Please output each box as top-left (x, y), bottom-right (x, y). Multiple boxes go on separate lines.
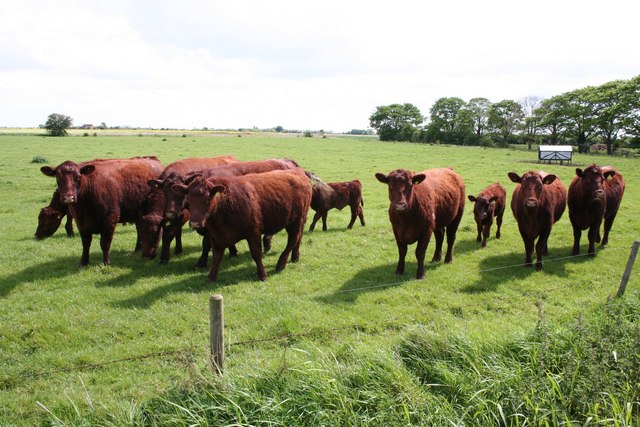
top-left (0, 132), bottom-right (639, 425)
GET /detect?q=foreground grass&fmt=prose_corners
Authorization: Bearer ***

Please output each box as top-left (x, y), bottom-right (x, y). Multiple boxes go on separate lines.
top-left (0, 133), bottom-right (639, 425)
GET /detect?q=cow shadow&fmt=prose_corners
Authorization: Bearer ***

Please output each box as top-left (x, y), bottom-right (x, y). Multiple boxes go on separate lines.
top-left (0, 255), bottom-right (83, 298)
top-left (461, 244), bottom-right (592, 293)
top-left (317, 261), bottom-right (444, 304)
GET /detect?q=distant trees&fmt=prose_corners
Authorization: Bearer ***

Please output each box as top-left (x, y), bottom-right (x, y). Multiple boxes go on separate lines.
top-left (370, 74), bottom-right (639, 154)
top-left (44, 113), bottom-right (73, 136)
top-left (369, 103), bottom-right (423, 141)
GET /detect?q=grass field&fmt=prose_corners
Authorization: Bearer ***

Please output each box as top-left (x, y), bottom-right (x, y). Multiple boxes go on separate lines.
top-left (1, 132), bottom-right (639, 425)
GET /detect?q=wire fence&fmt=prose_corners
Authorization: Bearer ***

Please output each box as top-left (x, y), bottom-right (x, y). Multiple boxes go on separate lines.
top-left (3, 242), bottom-right (638, 386)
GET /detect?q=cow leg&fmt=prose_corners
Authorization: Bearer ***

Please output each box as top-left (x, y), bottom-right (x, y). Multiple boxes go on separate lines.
top-left (228, 245), bottom-right (239, 257)
top-left (571, 223), bottom-right (582, 256)
top-left (520, 231), bottom-right (534, 267)
top-left (276, 229), bottom-right (298, 272)
top-left (601, 215), bottom-right (615, 247)
top-left (79, 232), bottom-right (92, 266)
top-left (432, 228), bottom-right (444, 262)
top-left (195, 235), bottom-right (211, 268)
top-left (160, 223), bottom-right (175, 264)
top-left (208, 243), bottom-right (225, 282)
top-left (495, 211), bottom-right (503, 239)
top-left (173, 220), bottom-right (183, 255)
top-left (444, 209), bottom-right (463, 263)
top-left (134, 224), bottom-right (142, 252)
top-left (481, 223), bottom-right (490, 248)
top-left (321, 213), bottom-right (328, 231)
top-left (395, 242), bottom-right (407, 275)
top-left (99, 228), bottom-right (115, 266)
top-left (475, 221), bottom-right (482, 243)
top-left (64, 215), bottom-right (75, 237)
top-left (248, 237), bottom-right (267, 281)
top-left (587, 223), bottom-right (600, 256)
top-left (347, 205), bottom-right (358, 229)
top-left (415, 236), bottom-right (429, 279)
top-left (535, 232), bottom-right (550, 271)
top-left (263, 234), bottom-right (273, 254)
top-left (309, 211), bottom-right (322, 232)
top-left (358, 205), bottom-right (365, 227)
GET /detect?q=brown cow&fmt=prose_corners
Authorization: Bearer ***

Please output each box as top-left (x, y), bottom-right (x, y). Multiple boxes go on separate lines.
top-left (35, 189), bottom-right (74, 239)
top-left (467, 182), bottom-right (506, 248)
top-left (161, 158), bottom-right (301, 267)
top-left (40, 156), bottom-right (163, 266)
top-left (140, 156), bottom-right (238, 263)
top-left (508, 171), bottom-right (566, 271)
top-left (172, 169), bottom-right (312, 282)
top-left (375, 168), bottom-right (466, 279)
top-left (568, 164), bottom-right (625, 256)
top-left (306, 172), bottom-right (365, 232)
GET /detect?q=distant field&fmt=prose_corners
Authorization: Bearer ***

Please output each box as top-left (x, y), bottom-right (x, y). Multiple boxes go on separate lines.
top-left (1, 133), bottom-right (638, 425)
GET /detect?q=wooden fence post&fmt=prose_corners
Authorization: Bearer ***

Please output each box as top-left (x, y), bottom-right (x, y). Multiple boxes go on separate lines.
top-left (616, 240), bottom-right (640, 298)
top-left (209, 294), bottom-right (224, 374)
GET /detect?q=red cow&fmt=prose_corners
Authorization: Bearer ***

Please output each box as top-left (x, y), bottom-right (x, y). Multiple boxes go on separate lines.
top-left (508, 171), bottom-right (566, 271)
top-left (162, 158), bottom-right (301, 267)
top-left (375, 168), bottom-right (466, 279)
top-left (307, 173), bottom-right (365, 232)
top-left (40, 156), bottom-right (163, 266)
top-left (35, 189), bottom-right (74, 239)
top-left (140, 156), bottom-right (238, 262)
top-left (467, 182), bottom-right (506, 248)
top-left (172, 169), bottom-right (312, 282)
top-left (568, 164), bottom-right (625, 255)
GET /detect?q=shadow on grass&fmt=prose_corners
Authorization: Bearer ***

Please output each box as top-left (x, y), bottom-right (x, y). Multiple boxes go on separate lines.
top-left (0, 255), bottom-right (85, 298)
top-left (461, 244), bottom-right (596, 293)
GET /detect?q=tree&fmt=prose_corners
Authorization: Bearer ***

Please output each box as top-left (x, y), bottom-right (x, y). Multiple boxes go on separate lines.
top-left (487, 100), bottom-right (524, 144)
top-left (536, 96), bottom-right (569, 145)
top-left (519, 96), bottom-right (543, 150)
top-left (425, 97), bottom-right (473, 144)
top-left (45, 113), bottom-right (73, 136)
top-left (369, 103), bottom-right (423, 141)
top-left (466, 97), bottom-right (492, 137)
top-left (558, 88), bottom-right (598, 153)
top-left (589, 79), bottom-right (635, 154)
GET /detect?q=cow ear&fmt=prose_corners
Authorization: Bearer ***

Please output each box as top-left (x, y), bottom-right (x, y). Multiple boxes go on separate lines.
top-left (148, 179), bottom-right (163, 189)
top-left (412, 174), bottom-right (426, 185)
top-left (41, 166), bottom-right (56, 177)
top-left (80, 165), bottom-right (95, 175)
top-left (542, 174), bottom-right (557, 185)
top-left (468, 195), bottom-right (477, 202)
top-left (185, 173), bottom-right (202, 185)
top-left (489, 195), bottom-right (499, 203)
top-left (604, 170), bottom-right (616, 179)
top-left (374, 173), bottom-right (388, 184)
top-left (171, 184), bottom-right (188, 196)
top-left (209, 184), bottom-right (226, 197)
top-left (575, 168), bottom-right (584, 178)
top-left (508, 172), bottom-right (521, 183)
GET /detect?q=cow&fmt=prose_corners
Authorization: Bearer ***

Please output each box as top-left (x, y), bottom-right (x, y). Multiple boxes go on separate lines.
top-left (467, 182), bottom-right (506, 248)
top-left (375, 168), bottom-right (466, 279)
top-left (139, 156), bottom-right (239, 263)
top-left (160, 158), bottom-right (301, 267)
top-left (508, 171), bottom-right (566, 271)
top-left (40, 156), bottom-right (164, 266)
top-left (306, 172), bottom-right (365, 232)
top-left (172, 168), bottom-right (312, 282)
top-left (35, 189), bottom-right (74, 239)
top-left (568, 164), bottom-right (625, 256)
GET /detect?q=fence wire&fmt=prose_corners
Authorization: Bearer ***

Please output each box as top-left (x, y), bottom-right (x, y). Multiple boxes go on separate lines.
top-left (3, 244), bottom-right (636, 385)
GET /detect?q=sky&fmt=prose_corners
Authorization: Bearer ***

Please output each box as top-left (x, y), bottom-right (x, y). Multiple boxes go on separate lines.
top-left (1, 0), bottom-right (639, 133)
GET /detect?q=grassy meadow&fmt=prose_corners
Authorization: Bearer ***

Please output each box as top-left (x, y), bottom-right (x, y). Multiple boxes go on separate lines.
top-left (1, 131), bottom-right (639, 425)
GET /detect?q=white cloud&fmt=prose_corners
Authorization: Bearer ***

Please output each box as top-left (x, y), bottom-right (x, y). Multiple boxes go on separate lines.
top-left (1, 0), bottom-right (638, 131)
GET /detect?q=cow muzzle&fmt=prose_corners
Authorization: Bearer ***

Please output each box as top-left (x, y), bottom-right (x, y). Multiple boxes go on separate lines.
top-left (525, 198), bottom-right (537, 208)
top-left (62, 195), bottom-right (77, 204)
top-left (594, 189), bottom-right (605, 199)
top-left (394, 203), bottom-right (408, 212)
top-left (165, 210), bottom-right (177, 219)
top-left (189, 220), bottom-right (205, 229)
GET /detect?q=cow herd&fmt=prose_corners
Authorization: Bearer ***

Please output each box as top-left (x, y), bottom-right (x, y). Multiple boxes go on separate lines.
top-left (37, 156), bottom-right (625, 282)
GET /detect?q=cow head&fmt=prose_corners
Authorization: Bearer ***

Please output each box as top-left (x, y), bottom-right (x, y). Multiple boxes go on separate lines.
top-left (138, 213), bottom-right (163, 259)
top-left (575, 164), bottom-right (613, 202)
top-left (376, 169), bottom-right (425, 212)
top-left (35, 207), bottom-right (64, 239)
top-left (508, 171), bottom-right (556, 209)
top-left (468, 194), bottom-right (498, 221)
top-left (161, 173), bottom-right (191, 220)
top-left (41, 161), bottom-right (95, 205)
top-left (172, 177), bottom-right (225, 229)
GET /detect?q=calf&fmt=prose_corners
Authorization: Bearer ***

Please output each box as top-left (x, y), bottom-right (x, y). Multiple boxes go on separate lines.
top-left (40, 156), bottom-right (163, 266)
top-left (140, 156), bottom-right (238, 262)
top-left (307, 173), bottom-right (365, 232)
top-left (508, 171), bottom-right (566, 271)
top-left (35, 189), bottom-right (74, 239)
top-left (467, 182), bottom-right (506, 248)
top-left (172, 169), bottom-right (312, 282)
top-left (375, 168), bottom-right (465, 279)
top-left (568, 164), bottom-right (625, 255)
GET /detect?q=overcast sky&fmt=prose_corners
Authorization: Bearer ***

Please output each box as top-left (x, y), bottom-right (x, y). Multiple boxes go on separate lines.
top-left (1, 0), bottom-right (638, 132)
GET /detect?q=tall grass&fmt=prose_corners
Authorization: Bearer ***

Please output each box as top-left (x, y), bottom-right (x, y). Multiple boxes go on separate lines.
top-left (0, 133), bottom-right (639, 425)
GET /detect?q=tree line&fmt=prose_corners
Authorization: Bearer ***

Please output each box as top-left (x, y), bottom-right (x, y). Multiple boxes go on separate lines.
top-left (369, 75), bottom-right (640, 155)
